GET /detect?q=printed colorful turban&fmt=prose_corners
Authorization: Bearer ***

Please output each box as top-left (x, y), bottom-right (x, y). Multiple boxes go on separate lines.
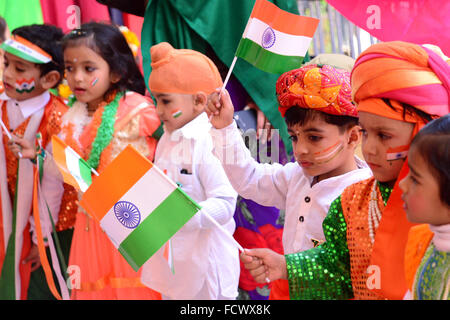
top-left (352, 41), bottom-right (450, 118)
top-left (276, 64), bottom-right (357, 118)
top-left (148, 42), bottom-right (222, 95)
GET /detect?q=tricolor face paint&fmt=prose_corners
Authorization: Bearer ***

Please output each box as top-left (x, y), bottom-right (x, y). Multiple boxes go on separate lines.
top-left (313, 141), bottom-right (344, 164)
top-left (171, 109), bottom-right (182, 119)
top-left (15, 77), bottom-right (36, 94)
top-left (386, 145), bottom-right (409, 161)
top-left (91, 77), bottom-right (98, 87)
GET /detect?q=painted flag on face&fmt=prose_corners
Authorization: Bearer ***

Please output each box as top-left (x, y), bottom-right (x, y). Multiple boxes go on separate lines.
top-left (386, 145), bottom-right (409, 161)
top-left (51, 135), bottom-right (93, 192)
top-left (235, 0), bottom-right (319, 74)
top-left (80, 145), bottom-right (201, 271)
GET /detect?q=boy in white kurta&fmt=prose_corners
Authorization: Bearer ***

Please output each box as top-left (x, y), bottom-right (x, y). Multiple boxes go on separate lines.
top-left (206, 64), bottom-right (373, 299)
top-left (140, 42), bottom-right (239, 300)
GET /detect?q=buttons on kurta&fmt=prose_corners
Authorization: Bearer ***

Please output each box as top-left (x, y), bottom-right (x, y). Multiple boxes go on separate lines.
top-left (305, 196), bottom-right (311, 203)
top-left (299, 216), bottom-right (304, 222)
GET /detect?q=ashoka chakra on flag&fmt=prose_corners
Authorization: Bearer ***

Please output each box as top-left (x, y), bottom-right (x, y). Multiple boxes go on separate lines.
top-left (261, 27), bottom-right (276, 49)
top-left (114, 201), bottom-right (141, 229)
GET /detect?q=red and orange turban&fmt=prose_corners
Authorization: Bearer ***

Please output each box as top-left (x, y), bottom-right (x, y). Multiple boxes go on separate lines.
top-left (276, 64), bottom-right (357, 118)
top-left (148, 42), bottom-right (222, 95)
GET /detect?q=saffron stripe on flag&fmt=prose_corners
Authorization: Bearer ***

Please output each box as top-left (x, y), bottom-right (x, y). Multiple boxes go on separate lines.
top-left (118, 188), bottom-right (200, 271)
top-left (236, 38), bottom-right (304, 74)
top-left (80, 147), bottom-right (153, 221)
top-left (99, 166), bottom-right (177, 246)
top-left (250, 0), bottom-right (319, 37)
top-left (52, 136), bottom-right (92, 192)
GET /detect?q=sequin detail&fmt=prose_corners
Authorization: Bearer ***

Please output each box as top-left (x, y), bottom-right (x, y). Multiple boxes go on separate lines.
top-left (341, 178), bottom-right (391, 300)
top-left (286, 196), bottom-right (353, 300)
top-left (286, 178), bottom-right (392, 300)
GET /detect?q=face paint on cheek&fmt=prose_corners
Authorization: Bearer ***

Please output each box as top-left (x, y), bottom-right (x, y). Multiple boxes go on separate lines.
top-left (313, 141), bottom-right (344, 164)
top-left (386, 145), bottom-right (409, 161)
top-left (91, 77), bottom-right (98, 87)
top-left (15, 78), bottom-right (35, 94)
top-left (171, 109), bottom-right (182, 118)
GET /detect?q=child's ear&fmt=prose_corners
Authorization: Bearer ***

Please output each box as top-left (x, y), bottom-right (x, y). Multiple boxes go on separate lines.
top-left (40, 71), bottom-right (61, 90)
top-left (193, 91), bottom-right (208, 112)
top-left (346, 125), bottom-right (361, 148)
top-left (110, 72), bottom-right (121, 84)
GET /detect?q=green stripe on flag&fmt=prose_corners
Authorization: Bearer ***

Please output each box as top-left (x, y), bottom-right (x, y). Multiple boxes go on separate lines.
top-left (236, 38), bottom-right (304, 74)
top-left (0, 43), bottom-right (45, 64)
top-left (118, 188), bottom-right (201, 271)
top-left (78, 158), bottom-right (93, 187)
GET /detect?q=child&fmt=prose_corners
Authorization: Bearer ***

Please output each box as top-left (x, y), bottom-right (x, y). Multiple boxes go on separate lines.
top-left (240, 41), bottom-right (449, 300)
top-left (12, 22), bottom-right (163, 300)
top-left (207, 63), bottom-right (372, 299)
top-left (0, 24), bottom-right (78, 300)
top-left (140, 42), bottom-right (239, 300)
top-left (399, 115), bottom-right (450, 300)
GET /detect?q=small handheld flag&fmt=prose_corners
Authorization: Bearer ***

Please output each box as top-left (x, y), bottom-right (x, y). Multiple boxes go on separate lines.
top-left (235, 0), bottom-right (319, 74)
top-left (51, 136), bottom-right (97, 192)
top-left (80, 145), bottom-right (202, 271)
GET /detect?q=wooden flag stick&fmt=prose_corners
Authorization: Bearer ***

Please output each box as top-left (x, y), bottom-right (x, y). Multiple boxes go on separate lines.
top-left (201, 209), bottom-right (244, 252)
top-left (209, 56), bottom-right (238, 121)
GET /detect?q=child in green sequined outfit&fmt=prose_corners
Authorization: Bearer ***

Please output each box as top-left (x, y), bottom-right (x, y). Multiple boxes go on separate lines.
top-left (399, 115), bottom-right (450, 300)
top-left (240, 41), bottom-right (449, 300)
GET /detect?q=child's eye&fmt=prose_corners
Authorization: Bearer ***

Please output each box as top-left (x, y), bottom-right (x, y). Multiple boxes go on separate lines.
top-left (85, 66), bottom-right (96, 72)
top-left (15, 67), bottom-right (25, 73)
top-left (410, 175), bottom-right (419, 185)
top-left (65, 66), bottom-right (73, 72)
top-left (378, 132), bottom-right (392, 140)
top-left (308, 135), bottom-right (322, 142)
top-left (161, 99), bottom-right (170, 105)
top-left (359, 128), bottom-right (368, 137)
top-left (289, 135), bottom-right (298, 142)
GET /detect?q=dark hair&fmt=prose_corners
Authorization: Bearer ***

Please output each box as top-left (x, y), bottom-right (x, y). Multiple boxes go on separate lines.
top-left (381, 98), bottom-right (434, 123)
top-left (62, 22), bottom-right (146, 96)
top-left (12, 24), bottom-right (64, 88)
top-left (410, 114), bottom-right (450, 207)
top-left (0, 16), bottom-right (7, 42)
top-left (284, 106), bottom-right (358, 133)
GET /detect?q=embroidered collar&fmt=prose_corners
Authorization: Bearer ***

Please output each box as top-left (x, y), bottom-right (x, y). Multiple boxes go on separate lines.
top-left (9, 91), bottom-right (50, 119)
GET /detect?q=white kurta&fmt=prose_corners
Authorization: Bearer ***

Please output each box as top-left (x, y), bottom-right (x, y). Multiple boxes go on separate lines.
top-left (141, 112), bottom-right (239, 300)
top-left (0, 92), bottom-right (64, 299)
top-left (211, 121), bottom-right (373, 254)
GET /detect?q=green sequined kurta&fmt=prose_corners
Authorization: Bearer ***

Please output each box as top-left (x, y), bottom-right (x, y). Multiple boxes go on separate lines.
top-left (286, 182), bottom-right (392, 299)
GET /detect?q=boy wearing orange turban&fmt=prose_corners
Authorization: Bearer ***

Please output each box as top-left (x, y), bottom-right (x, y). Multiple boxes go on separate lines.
top-left (140, 42), bottom-right (239, 300)
top-left (207, 62), bottom-right (373, 300)
top-left (239, 41), bottom-right (449, 300)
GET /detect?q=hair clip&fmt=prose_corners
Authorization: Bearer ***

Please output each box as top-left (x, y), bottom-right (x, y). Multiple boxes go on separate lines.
top-left (64, 28), bottom-right (87, 40)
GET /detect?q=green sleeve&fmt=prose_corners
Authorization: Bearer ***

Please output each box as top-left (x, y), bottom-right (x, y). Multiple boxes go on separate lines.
top-left (285, 196), bottom-right (353, 300)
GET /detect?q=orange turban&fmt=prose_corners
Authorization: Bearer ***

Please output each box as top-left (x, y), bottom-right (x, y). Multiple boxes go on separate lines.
top-left (148, 42), bottom-right (222, 95)
top-left (352, 41), bottom-right (450, 118)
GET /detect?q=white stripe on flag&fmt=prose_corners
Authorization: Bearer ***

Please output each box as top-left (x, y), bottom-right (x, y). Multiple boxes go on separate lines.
top-left (100, 167), bottom-right (177, 248)
top-left (244, 17), bottom-right (312, 57)
top-left (64, 148), bottom-right (89, 192)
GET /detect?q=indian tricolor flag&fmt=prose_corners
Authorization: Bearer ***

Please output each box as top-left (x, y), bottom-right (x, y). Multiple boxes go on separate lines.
top-left (51, 136), bottom-right (93, 192)
top-left (0, 35), bottom-right (52, 64)
top-left (236, 0), bottom-right (319, 74)
top-left (80, 145), bottom-right (201, 271)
